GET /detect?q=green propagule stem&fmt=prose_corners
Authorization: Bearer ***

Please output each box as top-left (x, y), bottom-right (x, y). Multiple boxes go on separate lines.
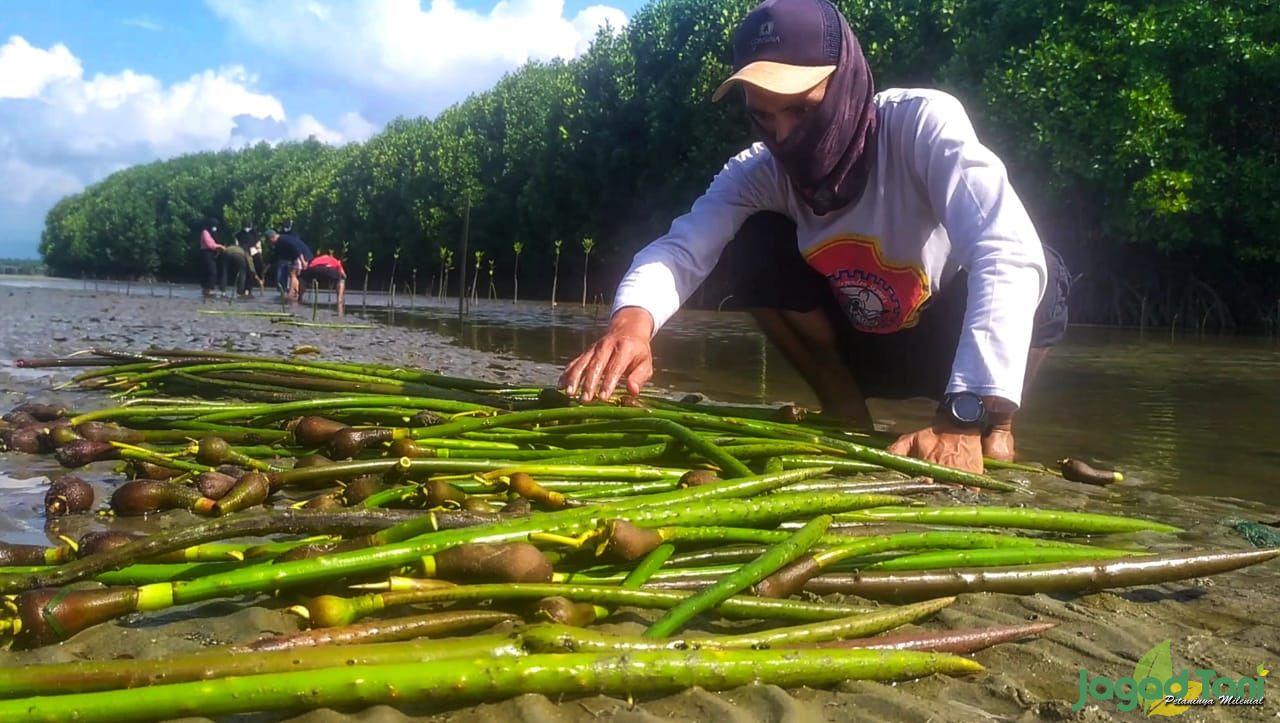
top-left (644, 514), bottom-right (833, 638)
top-left (94, 361), bottom-right (507, 407)
top-left (834, 506), bottom-right (1183, 534)
top-left (309, 582), bottom-right (880, 628)
top-left (795, 548), bottom-right (1280, 602)
top-left (0, 648), bottom-right (983, 722)
top-left (70, 395), bottom-right (489, 427)
top-left (0, 631), bottom-right (522, 699)
top-left (525, 597), bottom-right (955, 653)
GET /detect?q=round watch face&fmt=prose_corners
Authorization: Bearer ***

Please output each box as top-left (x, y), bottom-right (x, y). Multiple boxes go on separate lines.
top-left (949, 394), bottom-right (984, 424)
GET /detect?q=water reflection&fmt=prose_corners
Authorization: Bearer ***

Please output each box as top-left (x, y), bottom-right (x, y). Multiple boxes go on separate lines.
top-left (382, 301), bottom-right (1279, 503)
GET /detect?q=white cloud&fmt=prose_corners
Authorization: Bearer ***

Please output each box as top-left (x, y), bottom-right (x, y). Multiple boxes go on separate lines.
top-left (0, 36), bottom-right (82, 99)
top-left (206, 0), bottom-right (628, 117)
top-left (0, 1), bottom-right (632, 256)
top-left (0, 36), bottom-right (376, 257)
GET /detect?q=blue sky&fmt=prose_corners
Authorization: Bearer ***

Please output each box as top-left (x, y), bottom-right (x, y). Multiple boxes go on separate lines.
top-left (0, 0), bottom-right (643, 258)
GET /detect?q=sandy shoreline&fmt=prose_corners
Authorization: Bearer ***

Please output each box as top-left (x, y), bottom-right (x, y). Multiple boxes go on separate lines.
top-left (1, 284), bottom-right (1277, 722)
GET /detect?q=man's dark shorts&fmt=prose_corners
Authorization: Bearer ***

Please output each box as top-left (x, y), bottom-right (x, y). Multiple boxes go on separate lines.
top-left (714, 211), bottom-right (1070, 400)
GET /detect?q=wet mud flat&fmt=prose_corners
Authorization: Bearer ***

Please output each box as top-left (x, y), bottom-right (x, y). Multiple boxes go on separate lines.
top-left (1, 285), bottom-right (1277, 722)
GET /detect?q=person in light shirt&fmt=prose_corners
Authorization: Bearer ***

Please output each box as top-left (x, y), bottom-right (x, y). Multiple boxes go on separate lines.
top-left (560, 0), bottom-right (1070, 474)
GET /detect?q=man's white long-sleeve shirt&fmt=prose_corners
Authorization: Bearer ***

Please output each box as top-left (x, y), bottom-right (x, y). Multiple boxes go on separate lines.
top-left (613, 88), bottom-right (1048, 408)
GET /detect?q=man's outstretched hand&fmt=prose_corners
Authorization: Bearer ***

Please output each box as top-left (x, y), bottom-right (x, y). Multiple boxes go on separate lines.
top-left (560, 307), bottom-right (656, 403)
top-left (887, 420), bottom-right (985, 475)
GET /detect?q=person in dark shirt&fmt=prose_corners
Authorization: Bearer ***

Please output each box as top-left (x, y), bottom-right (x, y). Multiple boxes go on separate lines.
top-left (235, 224), bottom-right (266, 292)
top-left (266, 228), bottom-right (314, 300)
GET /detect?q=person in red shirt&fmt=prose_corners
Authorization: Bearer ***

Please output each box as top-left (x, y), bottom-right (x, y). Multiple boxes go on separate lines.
top-left (298, 252), bottom-right (347, 314)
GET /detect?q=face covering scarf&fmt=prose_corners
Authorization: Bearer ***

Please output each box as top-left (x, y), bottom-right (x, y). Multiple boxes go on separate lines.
top-left (753, 13), bottom-right (878, 216)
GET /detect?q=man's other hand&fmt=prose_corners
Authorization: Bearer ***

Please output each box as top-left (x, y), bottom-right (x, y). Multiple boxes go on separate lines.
top-left (887, 421), bottom-right (984, 475)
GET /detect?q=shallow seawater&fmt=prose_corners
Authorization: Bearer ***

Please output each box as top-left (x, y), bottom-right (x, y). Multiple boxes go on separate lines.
top-left (374, 299), bottom-right (1280, 504)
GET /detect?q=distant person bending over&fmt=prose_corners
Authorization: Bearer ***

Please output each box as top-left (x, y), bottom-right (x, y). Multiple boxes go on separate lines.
top-left (235, 224), bottom-right (266, 290)
top-left (560, 0), bottom-right (1070, 474)
top-left (267, 227), bottom-right (314, 301)
top-left (299, 253), bottom-right (348, 315)
top-left (198, 221), bottom-right (224, 298)
top-left (220, 243), bottom-right (260, 298)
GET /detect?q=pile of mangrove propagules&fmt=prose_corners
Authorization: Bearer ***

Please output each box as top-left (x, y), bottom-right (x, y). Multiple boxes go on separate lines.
top-left (0, 349), bottom-right (1275, 721)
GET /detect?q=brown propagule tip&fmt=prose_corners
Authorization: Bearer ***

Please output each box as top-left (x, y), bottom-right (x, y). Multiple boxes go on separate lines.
top-left (110, 479), bottom-right (217, 516)
top-left (327, 427), bottom-right (396, 460)
top-left (424, 479), bottom-right (468, 508)
top-left (44, 475), bottom-right (95, 516)
top-left (75, 421), bottom-right (143, 444)
top-left (1059, 458), bottom-right (1125, 485)
top-left (679, 469), bottom-right (721, 488)
top-left (54, 439), bottom-right (120, 468)
top-left (9, 586), bottom-right (141, 649)
top-left (753, 554), bottom-right (822, 599)
top-left (536, 596), bottom-right (603, 626)
top-left (213, 472), bottom-right (272, 515)
top-left (195, 471), bottom-right (239, 500)
top-left (506, 472), bottom-right (568, 509)
top-left (341, 474), bottom-right (386, 505)
top-left (432, 542), bottom-right (554, 583)
top-left (288, 416), bottom-right (349, 447)
top-left (595, 519), bottom-right (664, 561)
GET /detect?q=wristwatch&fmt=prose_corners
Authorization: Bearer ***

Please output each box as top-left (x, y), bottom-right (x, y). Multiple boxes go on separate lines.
top-left (938, 392), bottom-right (986, 429)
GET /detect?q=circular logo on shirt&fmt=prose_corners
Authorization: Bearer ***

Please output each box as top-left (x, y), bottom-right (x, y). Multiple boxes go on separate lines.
top-left (830, 268), bottom-right (901, 331)
top-left (805, 236), bottom-right (930, 334)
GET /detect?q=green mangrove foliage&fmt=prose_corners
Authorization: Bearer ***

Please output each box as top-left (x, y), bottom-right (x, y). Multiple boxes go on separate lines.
top-left (33, 0), bottom-right (1280, 329)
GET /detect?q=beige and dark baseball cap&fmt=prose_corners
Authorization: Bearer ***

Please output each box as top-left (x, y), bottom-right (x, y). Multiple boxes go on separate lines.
top-left (712, 0), bottom-right (842, 102)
